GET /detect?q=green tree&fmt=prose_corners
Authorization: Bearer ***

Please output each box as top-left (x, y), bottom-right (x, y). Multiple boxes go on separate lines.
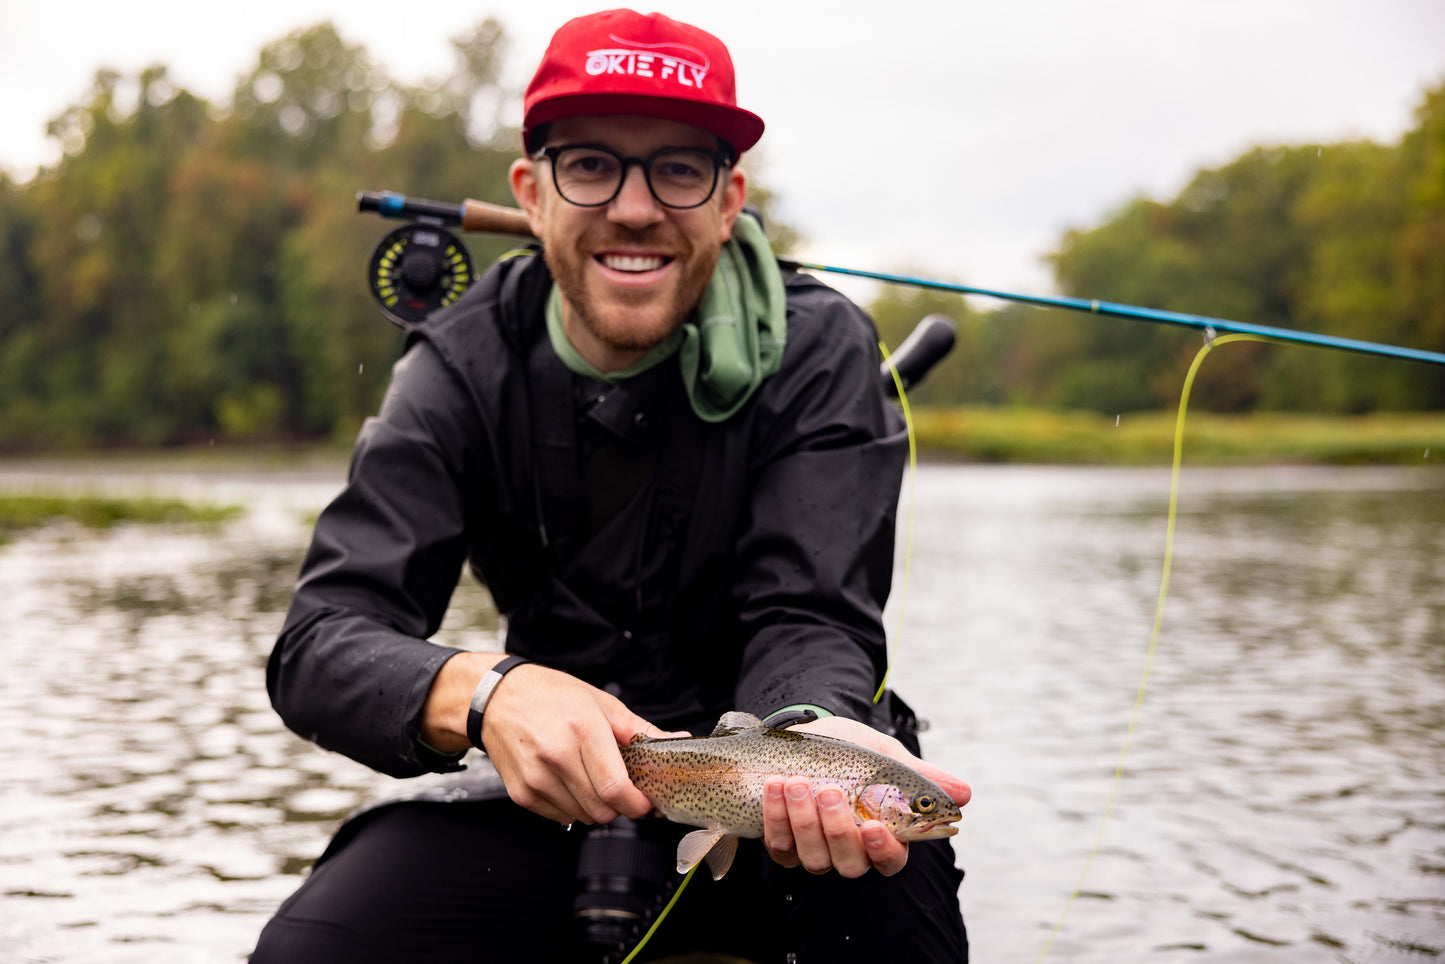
top-left (1049, 145), bottom-right (1332, 413)
top-left (1394, 81), bottom-right (1445, 408)
top-left (17, 66), bottom-right (212, 444)
top-left (222, 24), bottom-right (386, 175)
top-left (1046, 82), bottom-right (1445, 415)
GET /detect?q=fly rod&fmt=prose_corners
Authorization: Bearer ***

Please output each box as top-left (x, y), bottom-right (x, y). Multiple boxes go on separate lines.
top-left (357, 190), bottom-right (1445, 368)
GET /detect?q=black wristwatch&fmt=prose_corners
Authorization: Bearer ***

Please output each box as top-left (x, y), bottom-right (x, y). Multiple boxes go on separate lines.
top-left (465, 655), bottom-right (532, 749)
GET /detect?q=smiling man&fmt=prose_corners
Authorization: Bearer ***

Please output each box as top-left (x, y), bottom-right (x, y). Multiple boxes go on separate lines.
top-left (255, 9), bottom-right (969, 962)
top-left (516, 114), bottom-right (744, 371)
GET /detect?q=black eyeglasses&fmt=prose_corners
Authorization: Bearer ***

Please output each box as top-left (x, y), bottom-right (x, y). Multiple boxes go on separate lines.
top-left (533, 144), bottom-right (729, 210)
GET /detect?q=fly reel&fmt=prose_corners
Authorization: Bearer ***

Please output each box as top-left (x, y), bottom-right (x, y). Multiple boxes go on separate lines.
top-left (365, 221), bottom-right (476, 327)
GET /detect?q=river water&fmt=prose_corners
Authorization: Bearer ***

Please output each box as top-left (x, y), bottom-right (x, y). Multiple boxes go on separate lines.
top-left (0, 459), bottom-right (1440, 962)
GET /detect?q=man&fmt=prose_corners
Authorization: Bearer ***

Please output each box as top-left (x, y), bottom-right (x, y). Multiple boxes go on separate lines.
top-left (254, 9), bottom-right (969, 962)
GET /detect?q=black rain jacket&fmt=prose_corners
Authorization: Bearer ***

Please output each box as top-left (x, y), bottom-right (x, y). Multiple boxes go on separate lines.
top-left (267, 251), bottom-right (907, 778)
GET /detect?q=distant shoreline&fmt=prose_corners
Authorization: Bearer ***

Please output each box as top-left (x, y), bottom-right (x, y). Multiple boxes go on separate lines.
top-left (0, 409), bottom-right (1440, 471)
top-left (910, 408), bottom-right (1444, 466)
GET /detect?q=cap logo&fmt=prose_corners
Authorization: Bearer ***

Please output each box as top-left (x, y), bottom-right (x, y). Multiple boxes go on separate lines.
top-left (584, 35), bottom-right (709, 90)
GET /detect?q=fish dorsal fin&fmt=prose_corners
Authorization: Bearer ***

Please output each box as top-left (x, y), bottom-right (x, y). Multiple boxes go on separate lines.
top-left (676, 828), bottom-right (730, 876)
top-left (712, 711), bottom-right (763, 735)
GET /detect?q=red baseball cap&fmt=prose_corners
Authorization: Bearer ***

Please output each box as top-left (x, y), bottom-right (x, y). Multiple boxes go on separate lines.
top-left (522, 9), bottom-right (765, 158)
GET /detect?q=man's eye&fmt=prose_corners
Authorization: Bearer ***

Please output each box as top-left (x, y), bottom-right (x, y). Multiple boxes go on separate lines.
top-left (562, 152), bottom-right (617, 178)
top-left (656, 160), bottom-right (702, 180)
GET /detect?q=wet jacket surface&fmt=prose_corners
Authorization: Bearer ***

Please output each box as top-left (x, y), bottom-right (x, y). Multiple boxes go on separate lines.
top-left (267, 251), bottom-right (907, 778)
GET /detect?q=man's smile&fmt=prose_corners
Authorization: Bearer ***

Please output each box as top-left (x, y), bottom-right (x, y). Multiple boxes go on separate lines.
top-left (591, 251), bottom-right (680, 289)
top-left (598, 252), bottom-right (673, 273)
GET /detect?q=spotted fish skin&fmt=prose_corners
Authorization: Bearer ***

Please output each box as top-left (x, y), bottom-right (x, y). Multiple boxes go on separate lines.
top-left (620, 711), bottom-right (961, 879)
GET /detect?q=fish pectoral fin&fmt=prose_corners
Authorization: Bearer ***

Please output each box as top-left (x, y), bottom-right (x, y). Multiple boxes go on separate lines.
top-left (676, 828), bottom-right (738, 880)
top-left (677, 828), bottom-right (726, 874)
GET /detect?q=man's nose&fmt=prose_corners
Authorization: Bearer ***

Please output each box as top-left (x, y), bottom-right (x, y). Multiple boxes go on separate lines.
top-left (607, 163), bottom-right (664, 229)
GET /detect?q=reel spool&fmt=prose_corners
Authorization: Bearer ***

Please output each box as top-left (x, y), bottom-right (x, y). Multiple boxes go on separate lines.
top-left (365, 222), bottom-right (476, 327)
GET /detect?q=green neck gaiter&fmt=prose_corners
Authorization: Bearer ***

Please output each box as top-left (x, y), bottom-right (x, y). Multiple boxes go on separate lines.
top-left (545, 211), bottom-right (787, 421)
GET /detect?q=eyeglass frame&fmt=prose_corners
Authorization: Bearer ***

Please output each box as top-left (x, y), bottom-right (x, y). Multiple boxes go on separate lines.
top-left (531, 143), bottom-right (732, 210)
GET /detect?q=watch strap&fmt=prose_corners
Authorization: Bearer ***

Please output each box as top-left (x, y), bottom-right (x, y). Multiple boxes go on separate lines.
top-left (762, 704), bottom-right (834, 729)
top-left (465, 655), bottom-right (531, 749)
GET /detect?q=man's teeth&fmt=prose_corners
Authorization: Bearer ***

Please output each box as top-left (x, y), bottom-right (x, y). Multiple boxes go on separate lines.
top-left (601, 254), bottom-right (665, 273)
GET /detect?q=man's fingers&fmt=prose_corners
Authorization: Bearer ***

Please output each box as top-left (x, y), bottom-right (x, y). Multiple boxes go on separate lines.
top-left (492, 725), bottom-right (617, 825)
top-left (625, 721), bottom-right (690, 741)
top-left (603, 697), bottom-right (679, 745)
top-left (761, 776), bottom-right (914, 879)
top-left (504, 767), bottom-right (588, 826)
top-left (816, 785), bottom-right (871, 878)
top-left (481, 667), bottom-right (668, 824)
top-left (761, 778), bottom-right (799, 866)
top-left (579, 737), bottom-right (651, 821)
top-left (783, 778), bottom-right (832, 873)
top-left (860, 821), bottom-right (909, 876)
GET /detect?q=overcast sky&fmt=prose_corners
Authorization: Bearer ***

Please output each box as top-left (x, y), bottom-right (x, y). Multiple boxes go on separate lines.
top-left (3, 1), bottom-right (1443, 302)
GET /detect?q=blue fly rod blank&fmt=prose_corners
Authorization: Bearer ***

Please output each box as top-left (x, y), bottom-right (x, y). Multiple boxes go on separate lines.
top-left (777, 259), bottom-right (1445, 369)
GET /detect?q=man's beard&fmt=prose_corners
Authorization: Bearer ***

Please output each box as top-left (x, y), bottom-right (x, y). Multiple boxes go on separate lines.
top-left (544, 225), bottom-right (720, 355)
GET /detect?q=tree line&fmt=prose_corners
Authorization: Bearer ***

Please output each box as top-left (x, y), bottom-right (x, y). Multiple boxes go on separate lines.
top-left (0, 21), bottom-right (1440, 450)
top-left (872, 81), bottom-right (1445, 415)
top-left (0, 21), bottom-right (522, 448)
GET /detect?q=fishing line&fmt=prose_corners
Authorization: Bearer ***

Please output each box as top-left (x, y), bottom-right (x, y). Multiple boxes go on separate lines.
top-left (877, 340), bottom-right (921, 705)
top-left (1033, 332), bottom-right (1270, 963)
top-left (616, 864), bottom-right (700, 964)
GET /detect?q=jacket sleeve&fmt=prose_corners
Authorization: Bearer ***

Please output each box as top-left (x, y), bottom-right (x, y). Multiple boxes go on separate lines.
top-left (730, 279), bottom-right (907, 724)
top-left (266, 340), bottom-right (495, 778)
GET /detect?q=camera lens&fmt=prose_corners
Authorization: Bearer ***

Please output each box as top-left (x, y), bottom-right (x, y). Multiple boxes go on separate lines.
top-left (573, 816), bottom-right (677, 959)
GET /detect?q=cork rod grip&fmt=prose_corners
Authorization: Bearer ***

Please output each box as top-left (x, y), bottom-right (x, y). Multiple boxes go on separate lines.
top-left (460, 200), bottom-right (535, 238)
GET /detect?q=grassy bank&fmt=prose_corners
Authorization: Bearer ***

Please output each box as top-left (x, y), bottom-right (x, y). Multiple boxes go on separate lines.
top-left (0, 409), bottom-right (1439, 524)
top-left (0, 494), bottom-right (243, 546)
top-left (911, 408), bottom-right (1444, 465)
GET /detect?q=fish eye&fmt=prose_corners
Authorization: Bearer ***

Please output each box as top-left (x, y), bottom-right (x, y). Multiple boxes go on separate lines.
top-left (916, 794), bottom-right (936, 813)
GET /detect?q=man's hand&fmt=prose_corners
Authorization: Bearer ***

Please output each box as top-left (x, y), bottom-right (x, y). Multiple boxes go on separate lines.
top-left (420, 652), bottom-right (674, 826)
top-left (760, 716), bottom-right (971, 878)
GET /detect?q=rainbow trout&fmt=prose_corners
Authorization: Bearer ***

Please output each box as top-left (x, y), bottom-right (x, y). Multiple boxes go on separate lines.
top-left (620, 711), bottom-right (961, 879)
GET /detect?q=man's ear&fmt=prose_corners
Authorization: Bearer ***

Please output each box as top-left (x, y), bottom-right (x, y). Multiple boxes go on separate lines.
top-left (718, 166), bottom-right (747, 243)
top-left (510, 157), bottom-right (545, 237)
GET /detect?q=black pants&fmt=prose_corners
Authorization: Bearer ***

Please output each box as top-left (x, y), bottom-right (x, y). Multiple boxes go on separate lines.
top-left (251, 800), bottom-right (967, 963)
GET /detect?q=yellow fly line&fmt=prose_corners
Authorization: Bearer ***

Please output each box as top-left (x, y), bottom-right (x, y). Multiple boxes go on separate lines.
top-left (1035, 332), bottom-right (1270, 962)
top-left (617, 863), bottom-right (701, 964)
top-left (877, 340), bottom-right (921, 705)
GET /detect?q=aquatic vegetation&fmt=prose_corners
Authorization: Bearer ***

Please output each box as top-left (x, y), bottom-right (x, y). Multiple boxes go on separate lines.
top-left (0, 494), bottom-right (242, 545)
